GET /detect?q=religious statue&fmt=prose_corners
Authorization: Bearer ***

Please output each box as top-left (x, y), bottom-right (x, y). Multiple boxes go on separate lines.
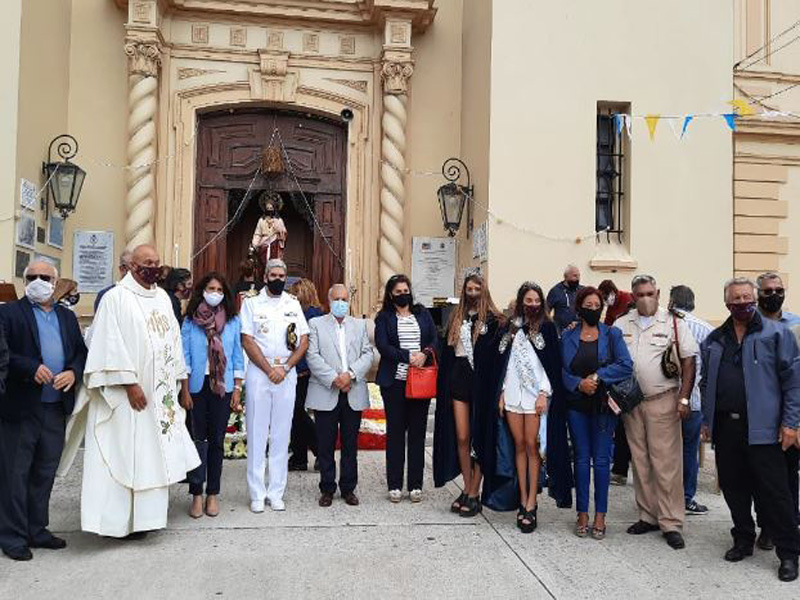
top-left (250, 191), bottom-right (287, 267)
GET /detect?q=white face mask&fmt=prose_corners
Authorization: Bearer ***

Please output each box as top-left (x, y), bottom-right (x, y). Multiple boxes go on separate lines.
top-left (25, 278), bottom-right (55, 304)
top-left (203, 291), bottom-right (224, 308)
top-left (605, 294), bottom-right (616, 307)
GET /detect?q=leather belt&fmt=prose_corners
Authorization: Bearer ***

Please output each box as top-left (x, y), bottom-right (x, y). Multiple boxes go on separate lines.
top-left (266, 357), bottom-right (288, 367)
top-left (644, 388), bottom-right (678, 401)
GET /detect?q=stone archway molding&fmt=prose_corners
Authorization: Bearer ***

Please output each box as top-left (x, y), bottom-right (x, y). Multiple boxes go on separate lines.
top-left (164, 81), bottom-right (378, 315)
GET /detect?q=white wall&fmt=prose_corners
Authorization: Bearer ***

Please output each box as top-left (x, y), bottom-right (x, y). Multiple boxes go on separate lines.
top-left (485, 0), bottom-right (734, 320)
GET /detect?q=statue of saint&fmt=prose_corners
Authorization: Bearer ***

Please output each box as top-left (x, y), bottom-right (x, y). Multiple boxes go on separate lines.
top-left (250, 192), bottom-right (287, 266)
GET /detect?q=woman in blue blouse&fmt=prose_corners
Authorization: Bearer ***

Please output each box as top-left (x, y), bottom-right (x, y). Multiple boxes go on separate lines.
top-left (181, 272), bottom-right (244, 518)
top-left (561, 286), bottom-right (633, 539)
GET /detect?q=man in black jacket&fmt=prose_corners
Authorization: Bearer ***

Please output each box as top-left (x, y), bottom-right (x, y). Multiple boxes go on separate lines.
top-left (0, 321), bottom-right (8, 396)
top-left (0, 261), bottom-right (87, 561)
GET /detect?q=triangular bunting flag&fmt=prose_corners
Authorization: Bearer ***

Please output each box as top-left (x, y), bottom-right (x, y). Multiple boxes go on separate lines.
top-left (614, 114), bottom-right (625, 137)
top-left (624, 115), bottom-right (632, 138)
top-left (645, 114), bottom-right (661, 141)
top-left (680, 115), bottom-right (694, 139)
top-left (666, 118), bottom-right (683, 140)
top-left (722, 113), bottom-right (737, 131)
top-left (728, 98), bottom-right (756, 116)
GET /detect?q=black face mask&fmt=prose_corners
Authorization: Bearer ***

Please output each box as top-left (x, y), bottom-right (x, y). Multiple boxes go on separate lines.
top-left (266, 279), bottom-right (286, 295)
top-left (524, 305), bottom-right (541, 319)
top-left (758, 293), bottom-right (784, 315)
top-left (65, 294), bottom-right (80, 306)
top-left (393, 293), bottom-right (412, 308)
top-left (465, 294), bottom-right (480, 307)
top-left (578, 307), bottom-right (603, 327)
top-left (566, 280), bottom-right (580, 291)
top-left (265, 210), bottom-right (276, 218)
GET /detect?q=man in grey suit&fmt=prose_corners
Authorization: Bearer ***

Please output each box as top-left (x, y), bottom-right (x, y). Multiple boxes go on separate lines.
top-left (306, 284), bottom-right (374, 507)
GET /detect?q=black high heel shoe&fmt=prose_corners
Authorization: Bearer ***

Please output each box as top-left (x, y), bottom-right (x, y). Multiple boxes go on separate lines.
top-left (451, 492), bottom-right (468, 514)
top-left (459, 496), bottom-right (482, 518)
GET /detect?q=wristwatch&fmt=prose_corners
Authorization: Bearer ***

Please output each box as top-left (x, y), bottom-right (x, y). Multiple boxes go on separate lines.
top-left (283, 363), bottom-right (292, 373)
top-left (679, 398), bottom-right (690, 407)
top-left (234, 385), bottom-right (243, 392)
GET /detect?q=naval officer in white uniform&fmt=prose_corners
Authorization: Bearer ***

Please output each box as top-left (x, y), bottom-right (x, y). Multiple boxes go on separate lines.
top-left (241, 258), bottom-right (309, 512)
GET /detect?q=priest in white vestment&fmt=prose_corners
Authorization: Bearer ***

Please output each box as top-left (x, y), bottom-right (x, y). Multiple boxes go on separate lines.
top-left (59, 245), bottom-right (199, 538)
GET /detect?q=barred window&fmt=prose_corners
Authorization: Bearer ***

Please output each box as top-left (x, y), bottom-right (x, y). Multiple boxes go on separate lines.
top-left (596, 104), bottom-right (628, 241)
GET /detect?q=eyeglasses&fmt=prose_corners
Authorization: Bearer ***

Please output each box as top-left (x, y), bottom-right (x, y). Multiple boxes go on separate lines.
top-left (760, 288), bottom-right (785, 297)
top-left (25, 274), bottom-right (52, 283)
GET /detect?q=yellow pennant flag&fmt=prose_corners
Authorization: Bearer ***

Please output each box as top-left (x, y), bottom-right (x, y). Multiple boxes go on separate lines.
top-left (728, 98), bottom-right (756, 116)
top-left (645, 114), bottom-right (661, 141)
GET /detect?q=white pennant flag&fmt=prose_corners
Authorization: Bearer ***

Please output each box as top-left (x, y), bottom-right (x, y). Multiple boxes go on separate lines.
top-left (666, 117), bottom-right (683, 140)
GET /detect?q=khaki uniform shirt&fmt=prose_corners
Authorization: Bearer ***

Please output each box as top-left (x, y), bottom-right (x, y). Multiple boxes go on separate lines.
top-left (616, 307), bottom-right (699, 398)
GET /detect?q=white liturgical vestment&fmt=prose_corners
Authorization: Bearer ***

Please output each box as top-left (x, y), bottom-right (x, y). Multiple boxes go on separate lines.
top-left (59, 273), bottom-right (199, 537)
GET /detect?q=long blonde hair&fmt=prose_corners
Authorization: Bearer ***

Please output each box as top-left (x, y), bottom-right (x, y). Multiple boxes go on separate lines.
top-left (289, 278), bottom-right (322, 311)
top-left (447, 274), bottom-right (502, 347)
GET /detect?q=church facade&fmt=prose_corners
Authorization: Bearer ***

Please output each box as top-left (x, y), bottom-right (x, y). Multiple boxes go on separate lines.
top-left (0, 0), bottom-right (797, 321)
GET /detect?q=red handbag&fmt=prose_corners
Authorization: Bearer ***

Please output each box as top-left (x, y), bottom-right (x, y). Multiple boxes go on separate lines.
top-left (405, 349), bottom-right (438, 400)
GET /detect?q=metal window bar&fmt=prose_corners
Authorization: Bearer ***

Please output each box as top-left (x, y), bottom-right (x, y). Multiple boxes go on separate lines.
top-left (596, 111), bottom-right (625, 243)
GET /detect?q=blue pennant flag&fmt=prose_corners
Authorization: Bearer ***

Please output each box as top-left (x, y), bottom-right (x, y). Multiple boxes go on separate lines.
top-left (680, 115), bottom-right (694, 139)
top-left (614, 114), bottom-right (625, 136)
top-left (723, 113), bottom-right (738, 131)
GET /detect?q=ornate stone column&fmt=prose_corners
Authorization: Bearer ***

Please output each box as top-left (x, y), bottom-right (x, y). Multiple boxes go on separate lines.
top-left (379, 20), bottom-right (414, 283)
top-left (123, 2), bottom-right (162, 249)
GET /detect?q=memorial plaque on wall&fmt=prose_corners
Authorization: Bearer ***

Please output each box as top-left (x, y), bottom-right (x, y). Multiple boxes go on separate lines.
top-left (411, 237), bottom-right (456, 307)
top-left (73, 231), bottom-right (114, 293)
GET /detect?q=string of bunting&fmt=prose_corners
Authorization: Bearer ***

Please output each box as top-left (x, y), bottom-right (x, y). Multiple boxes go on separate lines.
top-left (0, 164), bottom-right (60, 223)
top-left (613, 98), bottom-right (800, 141)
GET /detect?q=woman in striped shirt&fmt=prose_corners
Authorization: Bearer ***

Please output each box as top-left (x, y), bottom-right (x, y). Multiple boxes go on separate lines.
top-left (375, 274), bottom-right (438, 503)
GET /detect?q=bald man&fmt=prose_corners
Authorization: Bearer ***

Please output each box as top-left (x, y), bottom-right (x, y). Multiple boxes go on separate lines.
top-left (547, 264), bottom-right (585, 331)
top-left (59, 245), bottom-right (199, 539)
top-left (0, 261), bottom-right (87, 561)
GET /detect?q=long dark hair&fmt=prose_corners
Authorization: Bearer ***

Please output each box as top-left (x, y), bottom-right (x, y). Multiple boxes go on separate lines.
top-left (186, 272), bottom-right (238, 320)
top-left (512, 281), bottom-right (551, 334)
top-left (381, 274), bottom-right (415, 313)
top-left (447, 273), bottom-right (502, 347)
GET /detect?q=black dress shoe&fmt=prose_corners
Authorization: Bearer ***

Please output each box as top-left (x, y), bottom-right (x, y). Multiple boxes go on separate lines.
top-left (318, 492), bottom-right (334, 507)
top-left (664, 531), bottom-right (686, 549)
top-left (3, 546), bottom-right (33, 561)
top-left (778, 558), bottom-right (799, 582)
top-left (627, 520), bottom-right (660, 535)
top-left (342, 492), bottom-right (360, 506)
top-left (29, 536), bottom-right (67, 550)
top-left (756, 531), bottom-right (774, 551)
top-left (288, 461), bottom-right (308, 472)
top-left (724, 544), bottom-right (753, 562)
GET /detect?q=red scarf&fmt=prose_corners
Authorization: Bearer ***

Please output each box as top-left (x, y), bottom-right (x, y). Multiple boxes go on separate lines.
top-left (193, 302), bottom-right (228, 396)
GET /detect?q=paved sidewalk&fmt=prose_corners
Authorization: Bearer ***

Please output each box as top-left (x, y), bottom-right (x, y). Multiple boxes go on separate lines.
top-left (1, 447), bottom-right (798, 599)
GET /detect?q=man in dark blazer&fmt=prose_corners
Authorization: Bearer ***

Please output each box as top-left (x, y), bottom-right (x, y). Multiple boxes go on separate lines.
top-left (0, 261), bottom-right (87, 561)
top-left (0, 321), bottom-right (8, 396)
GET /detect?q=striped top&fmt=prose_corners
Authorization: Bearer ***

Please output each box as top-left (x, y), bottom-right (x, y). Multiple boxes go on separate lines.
top-left (395, 314), bottom-right (421, 380)
top-left (681, 311), bottom-right (713, 411)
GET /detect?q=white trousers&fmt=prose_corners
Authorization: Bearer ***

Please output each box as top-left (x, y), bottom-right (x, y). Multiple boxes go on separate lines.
top-left (81, 410), bottom-right (169, 537)
top-left (245, 367), bottom-right (297, 503)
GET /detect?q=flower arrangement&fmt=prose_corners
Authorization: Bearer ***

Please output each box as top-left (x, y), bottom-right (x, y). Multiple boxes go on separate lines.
top-left (224, 386), bottom-right (247, 459)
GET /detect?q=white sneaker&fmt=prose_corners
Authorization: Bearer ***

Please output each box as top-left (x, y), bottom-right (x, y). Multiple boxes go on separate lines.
top-left (409, 489), bottom-right (423, 503)
top-left (268, 497), bottom-right (286, 511)
top-left (250, 500), bottom-right (265, 513)
top-left (388, 489), bottom-right (403, 503)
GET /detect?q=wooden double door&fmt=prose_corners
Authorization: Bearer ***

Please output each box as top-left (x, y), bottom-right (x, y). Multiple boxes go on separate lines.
top-left (193, 108), bottom-right (347, 302)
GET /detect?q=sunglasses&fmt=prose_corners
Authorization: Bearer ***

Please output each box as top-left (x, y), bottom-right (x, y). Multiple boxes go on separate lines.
top-left (25, 274), bottom-right (53, 283)
top-left (760, 288), bottom-right (785, 297)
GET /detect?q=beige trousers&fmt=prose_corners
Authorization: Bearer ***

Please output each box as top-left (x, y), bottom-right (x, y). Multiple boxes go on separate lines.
top-left (623, 389), bottom-right (685, 532)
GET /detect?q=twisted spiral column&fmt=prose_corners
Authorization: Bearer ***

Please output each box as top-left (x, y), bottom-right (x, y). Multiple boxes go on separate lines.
top-left (379, 93), bottom-right (408, 283)
top-left (124, 40), bottom-right (161, 250)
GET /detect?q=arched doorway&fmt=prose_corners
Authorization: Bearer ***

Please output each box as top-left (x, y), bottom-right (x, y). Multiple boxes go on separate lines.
top-left (193, 108), bottom-right (347, 303)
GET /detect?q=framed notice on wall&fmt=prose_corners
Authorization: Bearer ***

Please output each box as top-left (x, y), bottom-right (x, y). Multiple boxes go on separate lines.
top-left (411, 237), bottom-right (456, 307)
top-left (73, 231), bottom-right (114, 293)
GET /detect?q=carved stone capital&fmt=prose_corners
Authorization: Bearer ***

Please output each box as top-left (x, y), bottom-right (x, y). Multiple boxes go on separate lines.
top-left (124, 40), bottom-right (162, 77)
top-left (381, 60), bottom-right (414, 95)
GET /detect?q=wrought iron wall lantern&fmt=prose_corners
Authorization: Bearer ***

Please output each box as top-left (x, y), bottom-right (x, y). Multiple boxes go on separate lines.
top-left (437, 157), bottom-right (473, 237)
top-left (42, 134), bottom-right (86, 219)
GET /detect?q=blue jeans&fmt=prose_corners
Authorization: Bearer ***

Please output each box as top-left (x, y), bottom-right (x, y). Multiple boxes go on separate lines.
top-left (567, 410), bottom-right (617, 514)
top-left (682, 410), bottom-right (703, 503)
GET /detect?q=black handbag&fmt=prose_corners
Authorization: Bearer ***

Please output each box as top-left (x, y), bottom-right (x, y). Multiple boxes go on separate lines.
top-left (602, 333), bottom-right (644, 414)
top-left (607, 376), bottom-right (644, 414)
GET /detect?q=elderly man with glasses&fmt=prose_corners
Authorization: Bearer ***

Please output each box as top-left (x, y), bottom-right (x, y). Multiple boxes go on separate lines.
top-left (0, 262), bottom-right (87, 561)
